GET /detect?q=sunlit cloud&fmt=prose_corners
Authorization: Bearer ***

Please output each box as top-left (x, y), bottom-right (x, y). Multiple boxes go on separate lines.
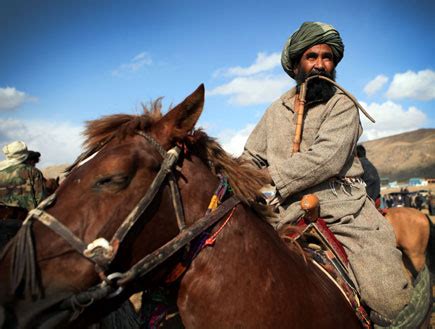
top-left (214, 52), bottom-right (281, 77)
top-left (208, 75), bottom-right (292, 106)
top-left (386, 69), bottom-right (435, 101)
top-left (112, 51), bottom-right (152, 76)
top-left (0, 87), bottom-right (37, 111)
top-left (363, 75), bottom-right (388, 97)
top-left (209, 51), bottom-right (291, 106)
top-left (217, 123), bottom-right (256, 156)
top-left (359, 100), bottom-right (427, 140)
top-left (0, 119), bottom-right (84, 167)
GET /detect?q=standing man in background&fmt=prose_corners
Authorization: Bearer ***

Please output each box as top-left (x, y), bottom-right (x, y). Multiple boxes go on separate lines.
top-left (356, 144), bottom-right (381, 207)
top-left (0, 141), bottom-right (46, 211)
top-left (0, 141), bottom-right (47, 249)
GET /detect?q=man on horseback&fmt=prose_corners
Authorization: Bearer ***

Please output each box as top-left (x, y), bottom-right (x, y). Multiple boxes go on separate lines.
top-left (0, 141), bottom-right (47, 250)
top-left (0, 141), bottom-right (47, 211)
top-left (242, 22), bottom-right (429, 328)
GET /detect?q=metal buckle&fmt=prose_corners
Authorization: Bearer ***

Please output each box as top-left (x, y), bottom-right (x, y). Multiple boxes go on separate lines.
top-left (105, 272), bottom-right (125, 298)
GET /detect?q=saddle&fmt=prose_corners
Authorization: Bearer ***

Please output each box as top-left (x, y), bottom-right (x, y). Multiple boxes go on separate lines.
top-left (282, 194), bottom-right (372, 329)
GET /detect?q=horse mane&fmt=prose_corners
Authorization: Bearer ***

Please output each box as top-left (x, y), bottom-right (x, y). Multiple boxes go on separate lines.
top-left (184, 129), bottom-right (270, 207)
top-left (77, 100), bottom-right (271, 213)
top-left (82, 99), bottom-right (164, 150)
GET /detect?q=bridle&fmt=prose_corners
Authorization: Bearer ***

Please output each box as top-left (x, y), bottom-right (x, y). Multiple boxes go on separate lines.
top-left (6, 130), bottom-right (240, 315)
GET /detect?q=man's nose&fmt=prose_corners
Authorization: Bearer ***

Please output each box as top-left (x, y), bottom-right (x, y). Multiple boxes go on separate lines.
top-left (314, 57), bottom-right (325, 70)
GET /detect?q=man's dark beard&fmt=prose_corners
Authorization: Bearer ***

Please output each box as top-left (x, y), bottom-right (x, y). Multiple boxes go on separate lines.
top-left (295, 69), bottom-right (337, 104)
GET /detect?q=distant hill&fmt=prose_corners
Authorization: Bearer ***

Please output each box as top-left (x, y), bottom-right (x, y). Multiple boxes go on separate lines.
top-left (361, 129), bottom-right (435, 182)
top-left (42, 164), bottom-right (69, 181)
top-left (41, 129), bottom-right (435, 184)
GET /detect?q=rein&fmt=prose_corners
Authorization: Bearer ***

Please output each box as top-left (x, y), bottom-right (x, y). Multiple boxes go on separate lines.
top-left (7, 130), bottom-right (240, 306)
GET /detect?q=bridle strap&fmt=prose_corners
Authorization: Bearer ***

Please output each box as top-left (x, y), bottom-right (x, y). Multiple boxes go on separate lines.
top-left (21, 133), bottom-right (184, 269)
top-left (27, 208), bottom-right (87, 255)
top-left (109, 146), bottom-right (182, 252)
top-left (117, 195), bottom-right (240, 285)
top-left (168, 173), bottom-right (186, 231)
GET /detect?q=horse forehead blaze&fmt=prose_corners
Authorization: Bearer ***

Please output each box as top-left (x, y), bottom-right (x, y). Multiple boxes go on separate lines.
top-left (71, 138), bottom-right (158, 183)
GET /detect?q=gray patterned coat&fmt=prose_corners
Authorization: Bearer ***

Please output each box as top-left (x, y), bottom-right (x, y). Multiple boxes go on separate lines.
top-left (242, 87), bottom-right (412, 321)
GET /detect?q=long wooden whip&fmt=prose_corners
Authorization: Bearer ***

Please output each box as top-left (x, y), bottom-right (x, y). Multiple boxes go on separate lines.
top-left (292, 82), bottom-right (307, 154)
top-left (292, 75), bottom-right (375, 154)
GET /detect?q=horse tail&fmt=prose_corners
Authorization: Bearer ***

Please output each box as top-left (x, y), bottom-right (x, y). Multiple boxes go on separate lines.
top-left (426, 215), bottom-right (435, 274)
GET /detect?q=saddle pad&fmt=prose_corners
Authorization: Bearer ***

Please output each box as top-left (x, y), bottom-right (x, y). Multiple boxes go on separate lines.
top-left (285, 217), bottom-right (371, 329)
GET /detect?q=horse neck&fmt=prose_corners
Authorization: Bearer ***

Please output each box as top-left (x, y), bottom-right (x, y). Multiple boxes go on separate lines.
top-left (177, 155), bottom-right (221, 225)
top-left (114, 154), bottom-right (220, 269)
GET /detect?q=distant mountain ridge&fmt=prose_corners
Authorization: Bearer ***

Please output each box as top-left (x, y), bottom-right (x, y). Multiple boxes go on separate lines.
top-left (41, 129), bottom-right (435, 183)
top-left (362, 128), bottom-right (435, 182)
top-left (42, 164), bottom-right (69, 181)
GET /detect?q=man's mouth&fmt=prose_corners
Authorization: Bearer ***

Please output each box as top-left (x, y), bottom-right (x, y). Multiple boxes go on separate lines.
top-left (308, 70), bottom-right (329, 78)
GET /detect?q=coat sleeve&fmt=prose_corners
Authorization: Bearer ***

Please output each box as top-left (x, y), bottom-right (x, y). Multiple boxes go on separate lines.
top-left (29, 168), bottom-right (47, 208)
top-left (269, 95), bottom-right (361, 200)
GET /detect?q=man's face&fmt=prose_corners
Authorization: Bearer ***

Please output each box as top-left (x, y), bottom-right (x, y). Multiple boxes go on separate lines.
top-left (294, 44), bottom-right (337, 103)
top-left (294, 44), bottom-right (335, 77)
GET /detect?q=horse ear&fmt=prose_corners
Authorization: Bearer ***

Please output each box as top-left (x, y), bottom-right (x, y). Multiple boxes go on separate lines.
top-left (156, 84), bottom-right (205, 142)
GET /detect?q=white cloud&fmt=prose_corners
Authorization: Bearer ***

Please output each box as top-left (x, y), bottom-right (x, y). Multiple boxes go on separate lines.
top-left (217, 123), bottom-right (256, 156)
top-left (363, 75), bottom-right (388, 96)
top-left (0, 87), bottom-right (37, 111)
top-left (359, 100), bottom-right (427, 140)
top-left (208, 75), bottom-right (292, 106)
top-left (0, 119), bottom-right (84, 167)
top-left (214, 52), bottom-right (281, 77)
top-left (386, 69), bottom-right (435, 101)
top-left (209, 51), bottom-right (292, 106)
top-left (112, 51), bottom-right (152, 76)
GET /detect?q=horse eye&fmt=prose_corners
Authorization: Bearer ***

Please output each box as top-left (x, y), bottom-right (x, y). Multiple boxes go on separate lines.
top-left (94, 174), bottom-right (130, 190)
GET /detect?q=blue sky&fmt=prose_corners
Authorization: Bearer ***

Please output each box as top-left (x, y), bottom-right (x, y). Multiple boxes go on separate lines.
top-left (1, 0), bottom-right (434, 166)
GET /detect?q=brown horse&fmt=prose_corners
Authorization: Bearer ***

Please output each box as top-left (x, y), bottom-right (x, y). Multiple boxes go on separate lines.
top-left (0, 85), bottom-right (362, 328)
top-left (384, 207), bottom-right (434, 276)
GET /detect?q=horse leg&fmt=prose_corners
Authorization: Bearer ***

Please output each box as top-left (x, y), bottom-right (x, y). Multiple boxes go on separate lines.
top-left (384, 208), bottom-right (430, 275)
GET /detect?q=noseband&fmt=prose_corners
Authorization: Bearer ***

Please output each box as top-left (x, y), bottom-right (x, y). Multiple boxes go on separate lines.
top-left (6, 130), bottom-right (240, 310)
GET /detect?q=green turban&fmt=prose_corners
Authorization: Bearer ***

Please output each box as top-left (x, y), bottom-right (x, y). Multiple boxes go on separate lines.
top-left (281, 22), bottom-right (344, 78)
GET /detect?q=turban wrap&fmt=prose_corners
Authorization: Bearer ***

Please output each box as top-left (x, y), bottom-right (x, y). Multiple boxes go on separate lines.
top-left (281, 22), bottom-right (344, 78)
top-left (0, 141), bottom-right (29, 171)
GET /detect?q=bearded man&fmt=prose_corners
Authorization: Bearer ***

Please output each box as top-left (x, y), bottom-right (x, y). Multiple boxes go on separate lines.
top-left (242, 22), bottom-right (428, 327)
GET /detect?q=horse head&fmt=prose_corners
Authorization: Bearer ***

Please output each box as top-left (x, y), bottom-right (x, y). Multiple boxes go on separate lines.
top-left (0, 84), bottom-right (229, 327)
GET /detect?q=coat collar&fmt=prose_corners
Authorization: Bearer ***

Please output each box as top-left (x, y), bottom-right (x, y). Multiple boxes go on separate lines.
top-left (280, 87), bottom-right (297, 113)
